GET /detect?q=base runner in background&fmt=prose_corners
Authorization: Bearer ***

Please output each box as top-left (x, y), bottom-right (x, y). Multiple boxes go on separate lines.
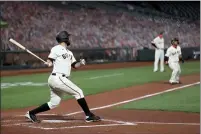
top-left (25, 31), bottom-right (101, 123)
top-left (165, 38), bottom-right (184, 84)
top-left (151, 32), bottom-right (165, 72)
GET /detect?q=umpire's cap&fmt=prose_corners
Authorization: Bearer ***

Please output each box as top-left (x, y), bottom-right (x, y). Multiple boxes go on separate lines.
top-left (56, 31), bottom-right (71, 44)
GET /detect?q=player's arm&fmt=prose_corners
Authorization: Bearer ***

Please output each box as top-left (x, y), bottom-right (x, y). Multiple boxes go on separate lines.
top-left (71, 54), bottom-right (85, 69)
top-left (45, 58), bottom-right (54, 67)
top-left (164, 48), bottom-right (170, 64)
top-left (164, 56), bottom-right (169, 64)
top-left (178, 47), bottom-right (184, 63)
top-left (45, 48), bottom-right (56, 67)
top-left (151, 38), bottom-right (158, 49)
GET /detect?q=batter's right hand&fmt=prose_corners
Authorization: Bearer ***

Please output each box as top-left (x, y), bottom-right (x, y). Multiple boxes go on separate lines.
top-left (44, 61), bottom-right (52, 67)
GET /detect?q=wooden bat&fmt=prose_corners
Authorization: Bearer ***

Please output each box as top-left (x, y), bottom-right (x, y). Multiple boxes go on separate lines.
top-left (9, 38), bottom-right (46, 63)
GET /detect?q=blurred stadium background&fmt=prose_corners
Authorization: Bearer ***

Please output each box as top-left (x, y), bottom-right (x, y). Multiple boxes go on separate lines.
top-left (0, 1), bottom-right (200, 70)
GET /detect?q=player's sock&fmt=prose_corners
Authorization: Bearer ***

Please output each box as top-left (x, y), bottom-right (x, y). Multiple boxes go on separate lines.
top-left (77, 98), bottom-right (91, 116)
top-left (29, 103), bottom-right (50, 115)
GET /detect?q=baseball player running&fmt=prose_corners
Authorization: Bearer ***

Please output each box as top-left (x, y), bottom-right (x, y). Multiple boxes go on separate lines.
top-left (164, 38), bottom-right (184, 84)
top-left (151, 32), bottom-right (165, 72)
top-left (25, 31), bottom-right (101, 123)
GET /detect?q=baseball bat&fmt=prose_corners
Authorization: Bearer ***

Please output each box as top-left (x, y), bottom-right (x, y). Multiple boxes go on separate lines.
top-left (9, 38), bottom-right (46, 63)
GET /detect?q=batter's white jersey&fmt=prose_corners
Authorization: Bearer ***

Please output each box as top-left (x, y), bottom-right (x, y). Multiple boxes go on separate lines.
top-left (165, 45), bottom-right (182, 63)
top-left (48, 45), bottom-right (76, 76)
top-left (152, 36), bottom-right (164, 49)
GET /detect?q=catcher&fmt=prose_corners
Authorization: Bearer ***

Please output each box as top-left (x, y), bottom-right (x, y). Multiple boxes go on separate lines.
top-left (165, 38), bottom-right (184, 84)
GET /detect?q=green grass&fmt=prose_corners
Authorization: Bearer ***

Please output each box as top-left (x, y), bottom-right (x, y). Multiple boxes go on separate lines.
top-left (1, 61), bottom-right (200, 109)
top-left (118, 85), bottom-right (200, 113)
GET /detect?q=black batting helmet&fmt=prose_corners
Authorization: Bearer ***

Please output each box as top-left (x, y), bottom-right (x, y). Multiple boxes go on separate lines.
top-left (171, 38), bottom-right (179, 45)
top-left (56, 31), bottom-right (71, 46)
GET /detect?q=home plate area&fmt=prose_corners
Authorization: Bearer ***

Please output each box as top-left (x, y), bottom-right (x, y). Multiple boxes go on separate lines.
top-left (2, 115), bottom-right (136, 130)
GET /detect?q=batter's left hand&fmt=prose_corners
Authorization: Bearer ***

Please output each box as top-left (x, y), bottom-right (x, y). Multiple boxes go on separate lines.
top-left (181, 59), bottom-right (184, 63)
top-left (80, 59), bottom-right (86, 65)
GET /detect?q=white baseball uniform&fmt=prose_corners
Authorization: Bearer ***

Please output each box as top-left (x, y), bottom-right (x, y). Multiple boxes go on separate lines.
top-left (47, 45), bottom-right (84, 109)
top-left (165, 45), bottom-right (182, 83)
top-left (152, 36), bottom-right (164, 72)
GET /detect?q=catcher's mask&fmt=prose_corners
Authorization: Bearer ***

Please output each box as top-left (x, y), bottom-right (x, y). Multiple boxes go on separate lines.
top-left (56, 31), bottom-right (71, 46)
top-left (171, 38), bottom-right (179, 45)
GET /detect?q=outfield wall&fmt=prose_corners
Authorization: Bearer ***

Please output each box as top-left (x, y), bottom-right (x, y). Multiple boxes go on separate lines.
top-left (1, 46), bottom-right (199, 70)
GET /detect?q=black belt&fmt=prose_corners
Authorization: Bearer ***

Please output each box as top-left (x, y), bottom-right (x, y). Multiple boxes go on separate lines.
top-left (52, 73), bottom-right (68, 78)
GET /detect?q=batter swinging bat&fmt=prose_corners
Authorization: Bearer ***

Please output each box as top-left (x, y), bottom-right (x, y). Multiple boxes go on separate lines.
top-left (9, 38), bottom-right (46, 63)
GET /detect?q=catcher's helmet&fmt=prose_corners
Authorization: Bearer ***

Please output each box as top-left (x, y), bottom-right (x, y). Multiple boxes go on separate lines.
top-left (171, 38), bottom-right (179, 45)
top-left (56, 31), bottom-right (71, 46)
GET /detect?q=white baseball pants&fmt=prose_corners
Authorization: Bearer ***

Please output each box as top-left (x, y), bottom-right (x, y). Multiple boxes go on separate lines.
top-left (168, 62), bottom-right (181, 83)
top-left (47, 73), bottom-right (84, 109)
top-left (154, 49), bottom-right (164, 72)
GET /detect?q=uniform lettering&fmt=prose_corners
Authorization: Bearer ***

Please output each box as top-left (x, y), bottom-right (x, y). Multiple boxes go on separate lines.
top-left (62, 53), bottom-right (71, 59)
top-left (172, 51), bottom-right (180, 56)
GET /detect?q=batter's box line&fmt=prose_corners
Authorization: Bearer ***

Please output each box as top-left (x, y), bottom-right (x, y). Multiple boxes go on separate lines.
top-left (24, 118), bottom-right (136, 130)
top-left (102, 119), bottom-right (136, 125)
top-left (23, 123), bottom-right (135, 130)
top-left (2, 118), bottom-right (136, 130)
top-left (2, 122), bottom-right (32, 127)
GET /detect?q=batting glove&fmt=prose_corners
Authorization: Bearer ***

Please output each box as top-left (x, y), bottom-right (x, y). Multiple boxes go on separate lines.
top-left (80, 59), bottom-right (86, 65)
top-left (44, 61), bottom-right (53, 67)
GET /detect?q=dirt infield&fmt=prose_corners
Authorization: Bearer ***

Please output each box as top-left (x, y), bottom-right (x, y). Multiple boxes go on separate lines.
top-left (1, 62), bottom-right (200, 134)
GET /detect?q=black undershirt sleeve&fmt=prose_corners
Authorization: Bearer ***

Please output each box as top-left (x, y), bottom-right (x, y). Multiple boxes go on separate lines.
top-left (48, 58), bottom-right (55, 62)
top-left (71, 61), bottom-right (79, 68)
top-left (151, 43), bottom-right (158, 49)
top-left (164, 56), bottom-right (169, 62)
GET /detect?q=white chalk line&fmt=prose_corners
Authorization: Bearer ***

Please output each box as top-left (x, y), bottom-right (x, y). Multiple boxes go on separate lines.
top-left (2, 119), bottom-right (80, 123)
top-left (7, 82), bottom-right (200, 130)
top-left (42, 120), bottom-right (79, 123)
top-left (3, 118), bottom-right (136, 125)
top-left (23, 123), bottom-right (133, 130)
top-left (102, 119), bottom-right (137, 125)
top-left (2, 118), bottom-right (136, 129)
top-left (16, 113), bottom-right (57, 117)
top-left (3, 119), bottom-right (199, 126)
top-left (18, 81), bottom-right (199, 118)
top-left (87, 73), bottom-right (124, 80)
top-left (65, 82), bottom-right (200, 116)
top-left (134, 121), bottom-right (200, 126)
top-left (2, 123), bottom-right (31, 127)
top-left (2, 120), bottom-right (23, 123)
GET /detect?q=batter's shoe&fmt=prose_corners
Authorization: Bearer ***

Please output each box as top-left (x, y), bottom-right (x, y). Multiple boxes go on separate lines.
top-left (169, 81), bottom-right (179, 85)
top-left (177, 81), bottom-right (182, 84)
top-left (85, 113), bottom-right (101, 122)
top-left (25, 111), bottom-right (40, 123)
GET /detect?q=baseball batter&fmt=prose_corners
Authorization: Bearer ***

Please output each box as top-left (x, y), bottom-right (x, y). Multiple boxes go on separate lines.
top-left (151, 32), bottom-right (165, 72)
top-left (25, 31), bottom-right (101, 123)
top-left (165, 38), bottom-right (184, 84)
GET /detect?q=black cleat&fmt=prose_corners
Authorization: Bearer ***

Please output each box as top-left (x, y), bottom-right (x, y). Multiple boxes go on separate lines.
top-left (85, 113), bottom-right (101, 122)
top-left (178, 81), bottom-right (182, 84)
top-left (25, 111), bottom-right (40, 123)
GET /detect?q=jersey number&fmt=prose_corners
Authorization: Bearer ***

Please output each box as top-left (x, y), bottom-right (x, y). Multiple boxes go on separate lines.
top-left (62, 53), bottom-right (72, 59)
